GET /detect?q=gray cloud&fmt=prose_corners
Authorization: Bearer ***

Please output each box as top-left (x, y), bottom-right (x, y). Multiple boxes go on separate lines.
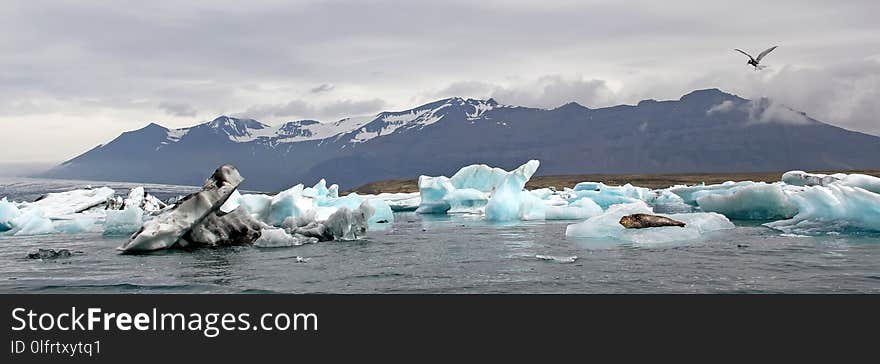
top-left (235, 98), bottom-right (385, 121)
top-left (431, 76), bottom-right (615, 108)
top-left (235, 100), bottom-right (313, 121)
top-left (319, 99), bottom-right (386, 118)
top-left (158, 101), bottom-right (198, 117)
top-left (0, 0), bottom-right (878, 163)
top-left (493, 76), bottom-right (616, 108)
top-left (310, 84), bottom-right (335, 93)
top-left (707, 100), bottom-right (736, 115)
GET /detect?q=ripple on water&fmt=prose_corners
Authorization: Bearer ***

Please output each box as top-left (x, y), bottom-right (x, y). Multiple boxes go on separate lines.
top-left (1, 207), bottom-right (880, 293)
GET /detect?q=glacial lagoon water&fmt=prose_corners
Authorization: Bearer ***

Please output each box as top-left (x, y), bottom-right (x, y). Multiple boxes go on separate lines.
top-left (1, 177), bottom-right (879, 293)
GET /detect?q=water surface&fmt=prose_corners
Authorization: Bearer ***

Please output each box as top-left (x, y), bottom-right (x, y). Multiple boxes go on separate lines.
top-left (1, 178), bottom-right (878, 293)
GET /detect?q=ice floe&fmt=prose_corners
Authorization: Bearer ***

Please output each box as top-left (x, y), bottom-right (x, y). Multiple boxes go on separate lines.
top-left (3, 158), bottom-right (880, 246)
top-left (565, 201), bottom-right (734, 244)
top-left (0, 198), bottom-right (21, 232)
top-left (120, 165), bottom-right (246, 252)
top-left (253, 228), bottom-right (317, 248)
top-left (30, 187), bottom-right (115, 218)
top-left (103, 207), bottom-right (145, 235)
top-left (693, 182), bottom-right (798, 220)
top-left (764, 184), bottom-right (880, 234)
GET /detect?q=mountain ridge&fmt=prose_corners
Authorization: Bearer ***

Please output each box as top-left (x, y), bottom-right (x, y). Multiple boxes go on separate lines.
top-left (40, 88), bottom-right (880, 191)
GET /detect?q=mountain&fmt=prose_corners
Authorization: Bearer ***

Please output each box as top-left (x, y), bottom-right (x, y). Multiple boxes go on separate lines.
top-left (40, 89), bottom-right (880, 191)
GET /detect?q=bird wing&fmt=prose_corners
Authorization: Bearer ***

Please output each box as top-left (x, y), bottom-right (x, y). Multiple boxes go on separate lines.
top-left (734, 49), bottom-right (755, 61)
top-left (755, 46), bottom-right (777, 62)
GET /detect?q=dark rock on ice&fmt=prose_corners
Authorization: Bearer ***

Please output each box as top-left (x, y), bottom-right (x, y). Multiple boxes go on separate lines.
top-left (119, 164), bottom-right (243, 252)
top-left (183, 208), bottom-right (263, 247)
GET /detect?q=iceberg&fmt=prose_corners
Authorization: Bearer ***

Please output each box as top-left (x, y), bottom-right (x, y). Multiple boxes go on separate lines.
top-left (289, 200), bottom-right (374, 241)
top-left (838, 173), bottom-right (880, 194)
top-left (781, 170), bottom-right (844, 187)
top-left (668, 181), bottom-right (752, 206)
top-left (53, 216), bottom-right (98, 234)
top-left (372, 192), bottom-right (420, 212)
top-left (119, 165), bottom-right (243, 252)
top-left (695, 182), bottom-right (798, 220)
top-left (448, 164), bottom-right (510, 192)
top-left (11, 208), bottom-right (55, 236)
top-left (444, 188), bottom-right (489, 214)
top-left (103, 207), bottom-right (145, 235)
top-left (214, 178), bottom-right (390, 241)
top-left (29, 187), bottom-right (116, 218)
top-left (417, 160), bottom-right (539, 215)
top-left (184, 208), bottom-right (263, 246)
top-left (126, 187), bottom-right (166, 213)
top-left (563, 182), bottom-right (655, 209)
top-left (565, 201), bottom-right (734, 245)
top-left (765, 184), bottom-right (880, 234)
top-left (268, 184), bottom-right (314, 226)
top-left (364, 198), bottom-right (394, 224)
top-left (784, 171), bottom-right (880, 194)
top-left (253, 228), bottom-right (317, 248)
top-left (320, 193), bottom-right (365, 210)
top-left (0, 198), bottom-right (21, 232)
top-left (236, 193), bottom-right (273, 221)
top-left (485, 160), bottom-right (541, 221)
top-left (415, 175), bottom-right (455, 214)
top-left (545, 198), bottom-right (604, 220)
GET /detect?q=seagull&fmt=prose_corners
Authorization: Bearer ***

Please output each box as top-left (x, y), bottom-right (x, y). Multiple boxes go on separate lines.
top-left (734, 46), bottom-right (778, 70)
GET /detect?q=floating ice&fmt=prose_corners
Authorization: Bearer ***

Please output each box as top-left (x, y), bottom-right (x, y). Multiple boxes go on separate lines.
top-left (448, 164), bottom-right (510, 192)
top-left (695, 182), bottom-right (798, 220)
top-left (289, 200), bottom-right (374, 241)
top-left (11, 208), bottom-right (55, 236)
top-left (29, 187), bottom-right (115, 218)
top-left (565, 201), bottom-right (734, 244)
top-left (184, 208), bottom-right (263, 246)
top-left (784, 171), bottom-right (880, 194)
top-left (535, 255), bottom-right (579, 263)
top-left (485, 160), bottom-right (541, 221)
top-left (781, 170), bottom-right (844, 187)
top-left (414, 175), bottom-right (455, 214)
top-left (444, 188), bottom-right (489, 214)
top-left (268, 184), bottom-right (315, 226)
top-left (302, 179), bottom-right (335, 199)
top-left (838, 174), bottom-right (880, 194)
top-left (236, 193), bottom-right (273, 222)
top-left (545, 198), bottom-right (603, 220)
top-left (765, 184), bottom-right (880, 234)
top-left (219, 189), bottom-right (242, 213)
top-left (120, 165), bottom-right (243, 252)
top-left (0, 198), bottom-right (21, 232)
top-left (53, 216), bottom-right (98, 234)
top-left (669, 181), bottom-right (752, 206)
top-left (320, 193), bottom-right (365, 210)
top-left (373, 192), bottom-right (420, 212)
top-left (564, 182), bottom-right (655, 209)
top-left (213, 179), bottom-right (391, 240)
top-left (417, 160), bottom-right (538, 215)
top-left (253, 228), bottom-right (317, 248)
top-left (103, 207), bottom-right (145, 235)
top-left (364, 198), bottom-right (394, 224)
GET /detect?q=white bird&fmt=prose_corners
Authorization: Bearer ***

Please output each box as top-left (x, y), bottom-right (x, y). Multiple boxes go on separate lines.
top-left (734, 46), bottom-right (778, 70)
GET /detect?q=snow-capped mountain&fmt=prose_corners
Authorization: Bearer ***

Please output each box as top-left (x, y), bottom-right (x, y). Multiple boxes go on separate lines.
top-left (41, 89), bottom-right (880, 191)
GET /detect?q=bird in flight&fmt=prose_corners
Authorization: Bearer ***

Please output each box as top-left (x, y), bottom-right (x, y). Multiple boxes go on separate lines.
top-left (734, 46), bottom-right (778, 70)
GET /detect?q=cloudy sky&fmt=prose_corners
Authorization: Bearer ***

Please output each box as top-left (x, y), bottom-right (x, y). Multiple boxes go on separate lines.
top-left (1, 0), bottom-right (878, 170)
